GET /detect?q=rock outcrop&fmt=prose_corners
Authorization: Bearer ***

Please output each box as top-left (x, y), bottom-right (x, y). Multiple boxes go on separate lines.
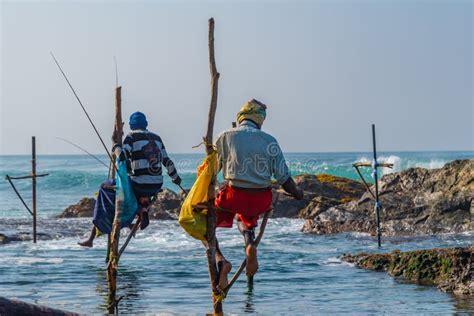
top-left (0, 297), bottom-right (78, 316)
top-left (341, 247), bottom-right (474, 296)
top-left (0, 234), bottom-right (10, 244)
top-left (58, 197), bottom-right (96, 218)
top-left (303, 159), bottom-right (474, 236)
top-left (147, 188), bottom-right (184, 220)
top-left (272, 174), bottom-right (366, 218)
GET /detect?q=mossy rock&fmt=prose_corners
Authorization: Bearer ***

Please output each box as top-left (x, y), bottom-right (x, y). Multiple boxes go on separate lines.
top-left (316, 174), bottom-right (340, 183)
top-left (341, 247), bottom-right (473, 296)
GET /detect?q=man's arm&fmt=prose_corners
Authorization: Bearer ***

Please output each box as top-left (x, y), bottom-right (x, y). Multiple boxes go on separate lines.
top-left (270, 140), bottom-right (303, 200)
top-left (215, 133), bottom-right (225, 173)
top-left (121, 134), bottom-right (133, 173)
top-left (160, 140), bottom-right (181, 185)
top-left (281, 177), bottom-right (304, 200)
top-left (111, 129), bottom-right (127, 164)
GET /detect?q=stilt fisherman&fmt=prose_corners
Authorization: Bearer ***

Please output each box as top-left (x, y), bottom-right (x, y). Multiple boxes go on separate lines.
top-left (211, 99), bottom-right (303, 289)
top-left (79, 112), bottom-right (182, 247)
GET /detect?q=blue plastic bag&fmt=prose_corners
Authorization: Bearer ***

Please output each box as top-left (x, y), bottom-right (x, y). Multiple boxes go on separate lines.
top-left (92, 152), bottom-right (138, 234)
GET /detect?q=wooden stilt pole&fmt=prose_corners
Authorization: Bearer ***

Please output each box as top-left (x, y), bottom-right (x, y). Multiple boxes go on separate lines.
top-left (106, 233), bottom-right (111, 264)
top-left (372, 124), bottom-right (382, 247)
top-left (352, 125), bottom-right (394, 247)
top-left (31, 136), bottom-right (37, 244)
top-left (107, 86), bottom-right (123, 314)
top-left (204, 17), bottom-right (222, 315)
top-left (4, 137), bottom-right (48, 243)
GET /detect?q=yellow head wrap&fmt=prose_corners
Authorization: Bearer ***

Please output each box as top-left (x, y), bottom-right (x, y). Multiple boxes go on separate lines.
top-left (236, 99), bottom-right (267, 127)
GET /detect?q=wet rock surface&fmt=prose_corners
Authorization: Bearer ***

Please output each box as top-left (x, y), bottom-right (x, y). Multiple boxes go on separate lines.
top-left (303, 159), bottom-right (474, 236)
top-left (148, 188), bottom-right (184, 220)
top-left (272, 174), bottom-right (366, 218)
top-left (0, 296), bottom-right (78, 315)
top-left (341, 247), bottom-right (474, 296)
top-left (0, 234), bottom-right (10, 244)
top-left (58, 197), bottom-right (96, 218)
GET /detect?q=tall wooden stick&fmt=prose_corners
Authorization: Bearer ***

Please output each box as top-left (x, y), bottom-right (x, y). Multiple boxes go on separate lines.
top-left (204, 17), bottom-right (222, 314)
top-left (107, 86), bottom-right (123, 314)
top-left (31, 136), bottom-right (37, 244)
top-left (372, 124), bottom-right (381, 247)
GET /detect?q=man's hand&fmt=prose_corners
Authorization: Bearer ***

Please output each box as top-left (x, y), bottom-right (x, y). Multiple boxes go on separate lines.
top-left (282, 177), bottom-right (304, 200)
top-left (111, 122), bottom-right (124, 144)
top-left (293, 189), bottom-right (304, 200)
top-left (173, 176), bottom-right (182, 186)
top-left (112, 128), bottom-right (119, 144)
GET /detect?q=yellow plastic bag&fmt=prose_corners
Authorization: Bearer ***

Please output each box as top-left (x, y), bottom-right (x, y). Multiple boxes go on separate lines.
top-left (179, 150), bottom-right (218, 240)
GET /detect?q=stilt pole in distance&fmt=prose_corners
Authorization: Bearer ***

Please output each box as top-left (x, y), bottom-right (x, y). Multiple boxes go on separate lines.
top-left (352, 126), bottom-right (393, 247)
top-left (372, 124), bottom-right (381, 247)
top-left (32, 136), bottom-right (37, 244)
top-left (4, 137), bottom-right (48, 243)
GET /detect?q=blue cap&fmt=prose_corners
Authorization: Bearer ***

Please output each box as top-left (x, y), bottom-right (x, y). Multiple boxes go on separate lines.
top-left (129, 111), bottom-right (148, 130)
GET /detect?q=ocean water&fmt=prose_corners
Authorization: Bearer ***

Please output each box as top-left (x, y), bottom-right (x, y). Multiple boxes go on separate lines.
top-left (0, 152), bottom-right (473, 314)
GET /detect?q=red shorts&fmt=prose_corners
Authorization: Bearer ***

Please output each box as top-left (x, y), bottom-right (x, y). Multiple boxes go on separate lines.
top-left (215, 185), bottom-right (272, 229)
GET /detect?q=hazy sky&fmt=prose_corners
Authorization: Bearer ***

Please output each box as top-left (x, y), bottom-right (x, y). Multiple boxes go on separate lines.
top-left (1, 0), bottom-right (472, 155)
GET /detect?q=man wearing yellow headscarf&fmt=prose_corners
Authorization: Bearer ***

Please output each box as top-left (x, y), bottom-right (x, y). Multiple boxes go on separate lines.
top-left (212, 98), bottom-right (303, 290)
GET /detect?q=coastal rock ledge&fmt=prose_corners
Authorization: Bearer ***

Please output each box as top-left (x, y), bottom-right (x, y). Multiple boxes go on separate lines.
top-left (341, 247), bottom-right (474, 296)
top-left (0, 297), bottom-right (78, 315)
top-left (303, 159), bottom-right (474, 236)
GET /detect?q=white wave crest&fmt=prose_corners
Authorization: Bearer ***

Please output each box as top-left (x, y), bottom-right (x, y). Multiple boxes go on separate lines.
top-left (0, 256), bottom-right (64, 265)
top-left (355, 155), bottom-right (449, 175)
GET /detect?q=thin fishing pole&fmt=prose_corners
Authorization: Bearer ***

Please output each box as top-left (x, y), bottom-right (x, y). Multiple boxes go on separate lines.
top-left (57, 137), bottom-right (109, 169)
top-left (177, 184), bottom-right (187, 196)
top-left (50, 52), bottom-right (114, 164)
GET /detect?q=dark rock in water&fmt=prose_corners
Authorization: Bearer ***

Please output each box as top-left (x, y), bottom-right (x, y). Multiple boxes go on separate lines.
top-left (303, 159), bottom-right (474, 236)
top-left (341, 247), bottom-right (474, 296)
top-left (148, 188), bottom-right (184, 220)
top-left (58, 197), bottom-right (96, 218)
top-left (0, 234), bottom-right (10, 244)
top-left (272, 174), bottom-right (366, 218)
top-left (0, 296), bottom-right (78, 315)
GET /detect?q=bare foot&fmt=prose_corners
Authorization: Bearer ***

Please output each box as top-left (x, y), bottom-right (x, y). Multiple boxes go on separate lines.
top-left (217, 260), bottom-right (232, 291)
top-left (78, 240), bottom-right (93, 248)
top-left (246, 244), bottom-right (258, 276)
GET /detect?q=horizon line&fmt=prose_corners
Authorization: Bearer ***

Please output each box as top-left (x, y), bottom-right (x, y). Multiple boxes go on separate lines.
top-left (1, 149), bottom-right (473, 157)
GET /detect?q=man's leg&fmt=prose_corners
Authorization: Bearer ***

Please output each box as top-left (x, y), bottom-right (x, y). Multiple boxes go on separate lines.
top-left (138, 196), bottom-right (150, 230)
top-left (78, 226), bottom-right (96, 247)
top-left (201, 238), bottom-right (232, 291)
top-left (237, 220), bottom-right (258, 276)
top-left (215, 239), bottom-right (232, 290)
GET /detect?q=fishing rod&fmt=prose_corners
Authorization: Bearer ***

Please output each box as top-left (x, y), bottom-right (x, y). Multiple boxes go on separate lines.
top-left (50, 52), bottom-right (114, 164)
top-left (57, 137), bottom-right (109, 169)
top-left (177, 184), bottom-right (186, 193)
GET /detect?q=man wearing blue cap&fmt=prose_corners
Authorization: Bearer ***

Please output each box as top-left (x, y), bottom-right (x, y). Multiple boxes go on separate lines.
top-left (79, 111), bottom-right (181, 247)
top-left (122, 111), bottom-right (181, 198)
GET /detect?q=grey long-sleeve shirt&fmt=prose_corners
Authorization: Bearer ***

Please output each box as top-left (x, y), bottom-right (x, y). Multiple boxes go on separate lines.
top-left (215, 120), bottom-right (290, 189)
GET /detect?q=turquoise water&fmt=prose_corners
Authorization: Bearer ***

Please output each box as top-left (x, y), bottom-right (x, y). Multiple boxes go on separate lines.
top-left (0, 152), bottom-right (473, 314)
